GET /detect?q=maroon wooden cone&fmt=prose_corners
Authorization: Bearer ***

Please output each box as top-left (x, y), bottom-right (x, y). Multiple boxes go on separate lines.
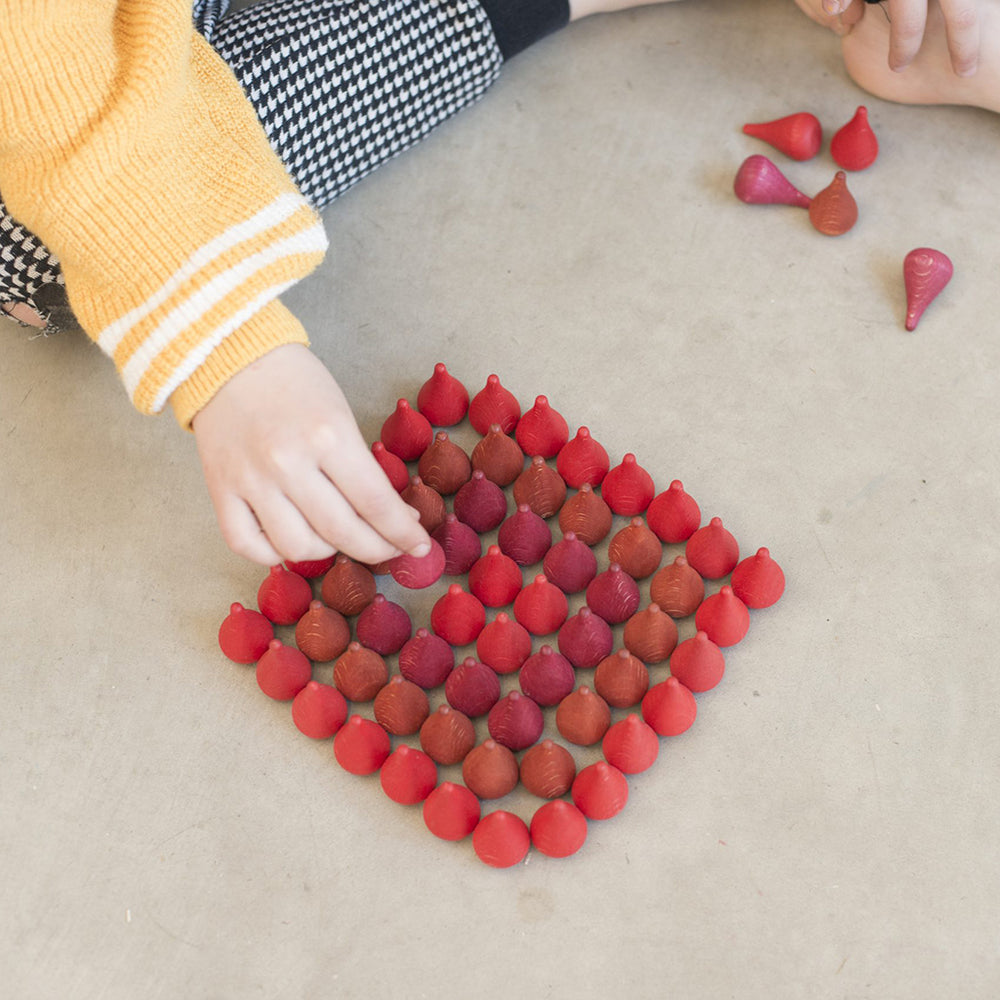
top-left (518, 645), bottom-right (576, 707)
top-left (903, 247), bottom-right (953, 331)
top-left (585, 564), bottom-right (641, 625)
top-left (487, 691), bottom-right (544, 752)
top-left (355, 593), bottom-right (413, 655)
top-left (542, 531), bottom-right (598, 594)
top-left (452, 470), bottom-right (508, 533)
top-left (431, 513), bottom-right (482, 575)
top-left (734, 155), bottom-right (811, 208)
top-left (497, 504), bottom-right (553, 566)
top-left (557, 605), bottom-right (614, 669)
top-left (398, 628), bottom-right (455, 689)
top-left (445, 656), bottom-right (501, 717)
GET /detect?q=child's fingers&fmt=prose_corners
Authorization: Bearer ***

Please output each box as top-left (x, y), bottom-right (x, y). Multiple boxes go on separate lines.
top-left (319, 439), bottom-right (432, 559)
top-left (215, 491), bottom-right (288, 566)
top-left (939, 0), bottom-right (980, 75)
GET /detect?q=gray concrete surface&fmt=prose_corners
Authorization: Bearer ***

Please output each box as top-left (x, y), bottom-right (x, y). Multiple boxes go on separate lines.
top-left (3, 1), bottom-right (999, 997)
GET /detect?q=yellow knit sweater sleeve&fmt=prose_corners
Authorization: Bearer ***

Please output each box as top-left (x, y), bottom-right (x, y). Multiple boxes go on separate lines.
top-left (0, 0), bottom-right (328, 427)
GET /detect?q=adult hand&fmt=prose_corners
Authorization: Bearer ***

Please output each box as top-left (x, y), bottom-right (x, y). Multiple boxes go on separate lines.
top-left (820, 0), bottom-right (980, 74)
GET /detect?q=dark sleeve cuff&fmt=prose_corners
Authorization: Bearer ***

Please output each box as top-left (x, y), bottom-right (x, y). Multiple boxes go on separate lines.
top-left (479, 0), bottom-right (571, 60)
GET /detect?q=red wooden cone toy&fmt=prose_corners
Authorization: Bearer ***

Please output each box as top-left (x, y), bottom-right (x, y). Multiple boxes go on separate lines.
top-left (743, 111), bottom-right (822, 161)
top-left (830, 105), bottom-right (878, 170)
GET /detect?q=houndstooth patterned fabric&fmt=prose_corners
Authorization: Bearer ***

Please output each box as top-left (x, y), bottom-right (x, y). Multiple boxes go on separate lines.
top-left (0, 0), bottom-right (504, 323)
top-left (211, 0), bottom-right (503, 208)
top-left (0, 207), bottom-right (65, 312)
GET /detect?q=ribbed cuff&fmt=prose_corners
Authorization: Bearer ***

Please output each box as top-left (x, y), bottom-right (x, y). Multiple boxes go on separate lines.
top-left (168, 298), bottom-right (310, 428)
top-left (479, 0), bottom-right (570, 60)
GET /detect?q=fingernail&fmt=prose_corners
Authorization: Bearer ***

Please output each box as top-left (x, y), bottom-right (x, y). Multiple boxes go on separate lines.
top-left (410, 542), bottom-right (432, 558)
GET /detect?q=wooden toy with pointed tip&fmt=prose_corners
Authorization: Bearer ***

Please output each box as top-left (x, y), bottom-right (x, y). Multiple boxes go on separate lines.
top-left (734, 155), bottom-right (811, 208)
top-left (808, 171), bottom-right (858, 236)
top-left (830, 106), bottom-right (879, 171)
top-left (743, 111), bottom-right (822, 161)
top-left (903, 248), bottom-right (953, 331)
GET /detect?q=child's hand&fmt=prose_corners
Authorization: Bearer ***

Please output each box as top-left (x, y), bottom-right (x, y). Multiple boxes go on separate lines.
top-left (190, 344), bottom-right (432, 566)
top-left (820, 0), bottom-right (980, 75)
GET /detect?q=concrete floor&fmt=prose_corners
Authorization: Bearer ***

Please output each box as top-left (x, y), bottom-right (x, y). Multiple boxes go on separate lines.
top-left (3, 1), bottom-right (999, 997)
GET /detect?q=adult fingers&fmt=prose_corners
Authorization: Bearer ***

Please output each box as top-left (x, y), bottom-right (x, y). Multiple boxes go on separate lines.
top-left (886, 0), bottom-right (930, 70)
top-left (939, 0), bottom-right (980, 75)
